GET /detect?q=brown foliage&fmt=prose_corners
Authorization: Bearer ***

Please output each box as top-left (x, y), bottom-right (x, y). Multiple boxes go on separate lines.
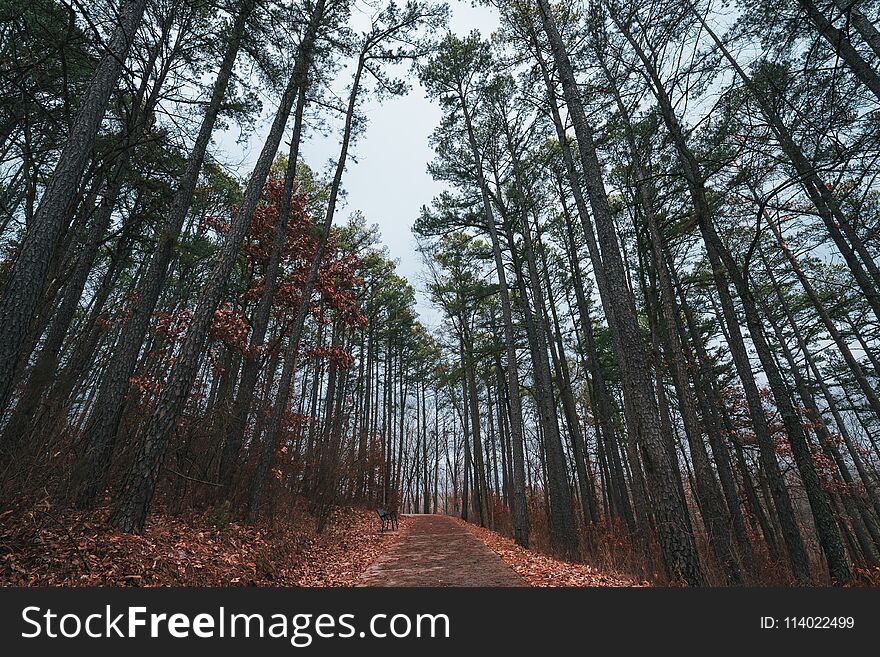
top-left (458, 518), bottom-right (643, 587)
top-left (0, 501), bottom-right (403, 587)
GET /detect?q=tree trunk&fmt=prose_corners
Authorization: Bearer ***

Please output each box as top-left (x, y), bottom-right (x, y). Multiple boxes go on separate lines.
top-left (220, 84), bottom-right (309, 488)
top-left (72, 2), bottom-right (256, 507)
top-left (108, 3), bottom-right (317, 532)
top-left (537, 0), bottom-right (704, 584)
top-left (455, 80), bottom-right (530, 548)
top-left (248, 36), bottom-right (360, 521)
top-left (799, 0), bottom-right (880, 100)
top-left (0, 0), bottom-right (149, 415)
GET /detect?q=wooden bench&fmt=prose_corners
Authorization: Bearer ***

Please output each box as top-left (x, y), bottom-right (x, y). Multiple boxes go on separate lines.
top-left (376, 507), bottom-right (398, 532)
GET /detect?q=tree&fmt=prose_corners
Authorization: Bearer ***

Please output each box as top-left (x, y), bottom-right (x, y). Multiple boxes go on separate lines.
top-left (0, 0), bottom-right (150, 414)
top-left (535, 0), bottom-right (704, 584)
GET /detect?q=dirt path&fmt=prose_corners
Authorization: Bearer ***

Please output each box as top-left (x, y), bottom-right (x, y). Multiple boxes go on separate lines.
top-left (357, 515), bottom-right (524, 586)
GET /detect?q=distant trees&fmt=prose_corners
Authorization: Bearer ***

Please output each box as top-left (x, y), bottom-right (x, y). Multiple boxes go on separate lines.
top-left (244, 0), bottom-right (447, 524)
top-left (418, 33), bottom-right (533, 548)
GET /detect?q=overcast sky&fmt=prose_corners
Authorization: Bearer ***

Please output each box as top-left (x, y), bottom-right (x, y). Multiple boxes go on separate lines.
top-left (220, 1), bottom-right (500, 328)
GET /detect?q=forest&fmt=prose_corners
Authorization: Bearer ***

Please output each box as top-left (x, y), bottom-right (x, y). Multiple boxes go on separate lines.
top-left (1, 0), bottom-right (879, 588)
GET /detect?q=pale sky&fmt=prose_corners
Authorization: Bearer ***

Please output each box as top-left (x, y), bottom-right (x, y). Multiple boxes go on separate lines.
top-left (220, 1), bottom-right (501, 329)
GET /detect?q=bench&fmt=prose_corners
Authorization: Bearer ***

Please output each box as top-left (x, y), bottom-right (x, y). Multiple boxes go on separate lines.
top-left (376, 507), bottom-right (398, 532)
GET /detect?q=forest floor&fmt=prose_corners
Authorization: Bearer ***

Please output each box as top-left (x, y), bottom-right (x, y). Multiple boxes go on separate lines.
top-left (357, 514), bottom-right (638, 587)
top-left (0, 500), bottom-right (406, 586)
top-left (459, 518), bottom-right (640, 587)
top-left (2, 504), bottom-right (638, 587)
